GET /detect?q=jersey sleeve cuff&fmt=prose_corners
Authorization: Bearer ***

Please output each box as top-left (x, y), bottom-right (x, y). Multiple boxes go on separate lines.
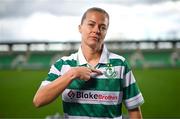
top-left (40, 80), bottom-right (52, 87)
top-left (124, 93), bottom-right (144, 110)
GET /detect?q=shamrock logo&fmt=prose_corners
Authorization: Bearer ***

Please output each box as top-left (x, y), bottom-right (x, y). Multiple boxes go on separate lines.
top-left (104, 64), bottom-right (117, 79)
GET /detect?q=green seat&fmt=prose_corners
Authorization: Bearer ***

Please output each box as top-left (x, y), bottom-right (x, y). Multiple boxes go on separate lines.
top-left (0, 54), bottom-right (16, 69)
top-left (28, 53), bottom-right (54, 68)
top-left (143, 51), bottom-right (172, 67)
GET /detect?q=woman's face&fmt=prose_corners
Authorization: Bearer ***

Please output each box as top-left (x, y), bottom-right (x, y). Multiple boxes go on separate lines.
top-left (79, 11), bottom-right (109, 49)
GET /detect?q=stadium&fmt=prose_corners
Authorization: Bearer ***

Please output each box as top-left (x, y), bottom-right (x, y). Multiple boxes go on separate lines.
top-left (0, 0), bottom-right (180, 119)
top-left (0, 40), bottom-right (180, 118)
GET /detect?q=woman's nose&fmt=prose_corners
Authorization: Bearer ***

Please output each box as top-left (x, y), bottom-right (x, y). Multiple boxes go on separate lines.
top-left (92, 25), bottom-right (100, 34)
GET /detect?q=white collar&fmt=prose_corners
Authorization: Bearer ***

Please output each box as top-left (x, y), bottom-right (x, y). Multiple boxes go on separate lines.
top-left (77, 45), bottom-right (109, 66)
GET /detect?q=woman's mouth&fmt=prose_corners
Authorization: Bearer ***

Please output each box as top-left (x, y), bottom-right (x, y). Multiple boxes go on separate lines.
top-left (90, 36), bottom-right (99, 41)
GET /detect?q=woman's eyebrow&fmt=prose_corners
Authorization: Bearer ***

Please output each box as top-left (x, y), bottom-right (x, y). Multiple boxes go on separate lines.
top-left (88, 20), bottom-right (107, 26)
top-left (88, 20), bottom-right (96, 23)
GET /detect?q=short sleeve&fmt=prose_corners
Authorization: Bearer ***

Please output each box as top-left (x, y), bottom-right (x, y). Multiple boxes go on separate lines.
top-left (123, 60), bottom-right (144, 110)
top-left (40, 59), bottom-right (63, 87)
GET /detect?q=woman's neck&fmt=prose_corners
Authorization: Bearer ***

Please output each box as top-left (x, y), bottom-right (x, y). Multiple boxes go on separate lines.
top-left (81, 44), bottom-right (103, 67)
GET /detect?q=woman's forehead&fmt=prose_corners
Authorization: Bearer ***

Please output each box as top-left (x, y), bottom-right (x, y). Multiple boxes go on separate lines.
top-left (84, 11), bottom-right (109, 25)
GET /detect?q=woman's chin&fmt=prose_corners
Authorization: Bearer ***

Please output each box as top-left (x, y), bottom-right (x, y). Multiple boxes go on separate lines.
top-left (88, 42), bottom-right (102, 50)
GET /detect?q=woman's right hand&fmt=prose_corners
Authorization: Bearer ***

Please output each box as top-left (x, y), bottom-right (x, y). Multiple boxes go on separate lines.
top-left (70, 66), bottom-right (102, 81)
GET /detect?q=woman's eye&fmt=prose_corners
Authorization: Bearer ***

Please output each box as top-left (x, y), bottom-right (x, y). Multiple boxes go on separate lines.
top-left (102, 27), bottom-right (106, 30)
top-left (100, 26), bottom-right (107, 31)
top-left (88, 24), bottom-right (94, 27)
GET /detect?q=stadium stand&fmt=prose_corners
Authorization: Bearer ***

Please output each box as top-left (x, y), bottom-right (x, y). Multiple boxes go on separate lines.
top-left (11, 54), bottom-right (27, 69)
top-left (0, 40), bottom-right (180, 69)
top-left (0, 53), bottom-right (17, 69)
top-left (27, 53), bottom-right (54, 69)
top-left (143, 50), bottom-right (172, 67)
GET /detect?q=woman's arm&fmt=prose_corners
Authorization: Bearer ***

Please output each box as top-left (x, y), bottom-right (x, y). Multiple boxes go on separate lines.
top-left (33, 67), bottom-right (102, 107)
top-left (128, 107), bottom-right (143, 119)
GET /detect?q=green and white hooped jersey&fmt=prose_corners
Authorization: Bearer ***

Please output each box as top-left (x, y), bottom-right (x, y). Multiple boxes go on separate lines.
top-left (40, 45), bottom-right (144, 119)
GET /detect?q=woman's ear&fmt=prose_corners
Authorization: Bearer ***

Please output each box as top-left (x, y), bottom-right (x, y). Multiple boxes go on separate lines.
top-left (78, 24), bottom-right (82, 33)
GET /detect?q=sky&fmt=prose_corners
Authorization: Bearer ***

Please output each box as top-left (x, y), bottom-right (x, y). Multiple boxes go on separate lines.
top-left (0, 0), bottom-right (180, 42)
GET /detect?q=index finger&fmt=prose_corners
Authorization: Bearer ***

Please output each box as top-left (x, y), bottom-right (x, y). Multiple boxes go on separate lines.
top-left (91, 69), bottom-right (103, 75)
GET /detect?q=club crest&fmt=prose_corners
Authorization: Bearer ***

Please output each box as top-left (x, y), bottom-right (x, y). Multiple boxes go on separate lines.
top-left (104, 64), bottom-right (117, 79)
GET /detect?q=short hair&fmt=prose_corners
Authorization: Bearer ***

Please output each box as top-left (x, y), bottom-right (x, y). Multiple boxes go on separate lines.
top-left (80, 7), bottom-right (109, 25)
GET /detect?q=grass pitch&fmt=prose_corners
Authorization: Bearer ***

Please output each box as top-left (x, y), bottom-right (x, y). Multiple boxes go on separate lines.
top-left (0, 68), bottom-right (180, 118)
